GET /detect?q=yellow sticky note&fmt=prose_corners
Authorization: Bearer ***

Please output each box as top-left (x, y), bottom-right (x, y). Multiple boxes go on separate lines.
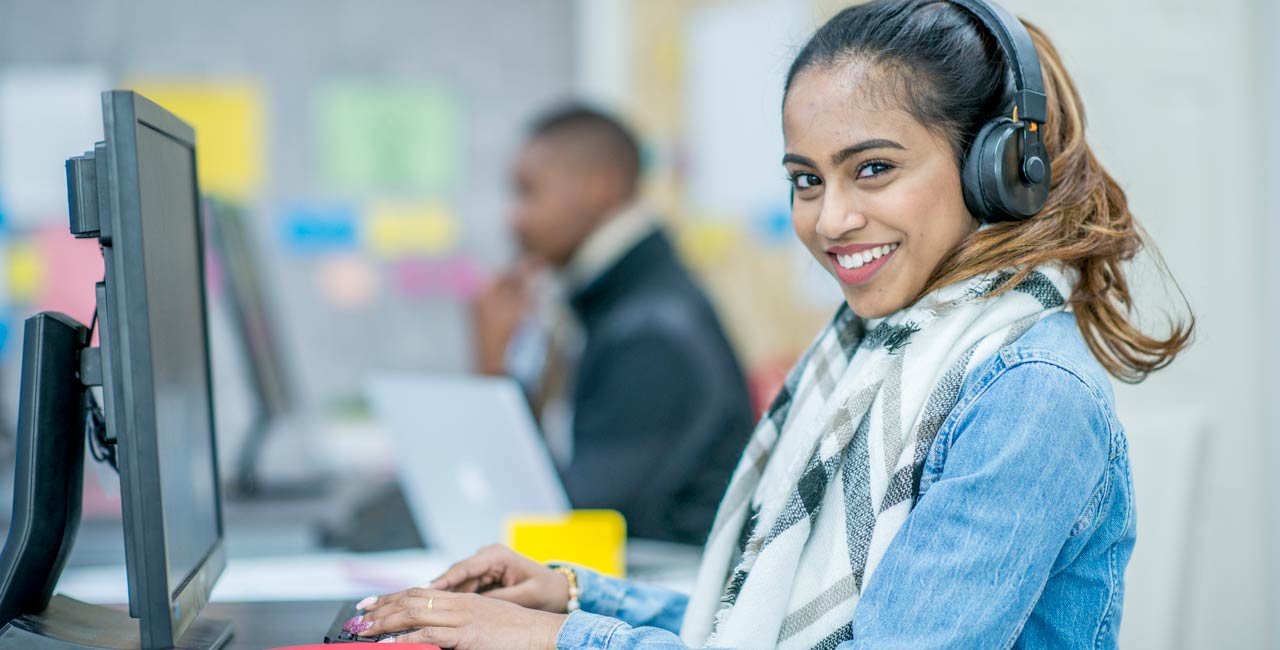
top-left (7, 242), bottom-right (44, 302)
top-left (366, 202), bottom-right (458, 258)
top-left (678, 219), bottom-right (744, 269)
top-left (506, 510), bottom-right (627, 578)
top-left (126, 80), bottom-right (265, 199)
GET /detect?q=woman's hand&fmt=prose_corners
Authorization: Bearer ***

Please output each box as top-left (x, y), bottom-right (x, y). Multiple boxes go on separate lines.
top-left (425, 544), bottom-right (571, 613)
top-left (357, 588), bottom-right (567, 650)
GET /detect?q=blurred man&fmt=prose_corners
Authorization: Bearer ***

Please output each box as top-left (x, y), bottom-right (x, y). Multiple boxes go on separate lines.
top-left (473, 106), bottom-right (753, 545)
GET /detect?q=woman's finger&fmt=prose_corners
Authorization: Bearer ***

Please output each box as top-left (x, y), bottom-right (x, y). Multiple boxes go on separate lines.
top-left (361, 593), bottom-right (462, 636)
top-left (353, 588), bottom-right (406, 615)
top-left (387, 626), bottom-right (459, 647)
top-left (430, 559), bottom-right (491, 590)
top-left (481, 582), bottom-right (540, 609)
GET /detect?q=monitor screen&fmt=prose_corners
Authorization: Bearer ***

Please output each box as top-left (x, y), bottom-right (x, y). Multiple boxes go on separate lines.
top-left (134, 122), bottom-right (219, 594)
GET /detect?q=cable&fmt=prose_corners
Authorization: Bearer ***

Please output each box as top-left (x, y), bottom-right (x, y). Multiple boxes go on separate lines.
top-left (84, 389), bottom-right (115, 472)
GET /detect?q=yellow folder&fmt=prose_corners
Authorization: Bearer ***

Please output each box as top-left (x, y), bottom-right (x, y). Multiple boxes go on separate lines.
top-left (505, 510), bottom-right (627, 578)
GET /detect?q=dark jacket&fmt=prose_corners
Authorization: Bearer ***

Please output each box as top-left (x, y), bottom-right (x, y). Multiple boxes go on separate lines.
top-left (563, 229), bottom-right (754, 545)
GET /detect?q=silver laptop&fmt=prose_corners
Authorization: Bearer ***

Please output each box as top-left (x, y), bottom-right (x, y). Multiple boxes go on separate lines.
top-left (366, 373), bottom-right (571, 559)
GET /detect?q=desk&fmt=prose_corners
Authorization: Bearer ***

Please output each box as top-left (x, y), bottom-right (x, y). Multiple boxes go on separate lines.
top-left (200, 600), bottom-right (346, 649)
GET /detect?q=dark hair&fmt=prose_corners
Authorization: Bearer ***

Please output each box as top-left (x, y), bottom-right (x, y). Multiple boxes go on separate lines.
top-left (528, 104), bottom-right (643, 193)
top-left (784, 0), bottom-right (1193, 383)
top-left (786, 0), bottom-right (1010, 166)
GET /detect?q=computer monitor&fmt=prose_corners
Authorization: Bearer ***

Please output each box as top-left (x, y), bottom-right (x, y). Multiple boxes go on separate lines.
top-left (202, 198), bottom-right (297, 495)
top-left (0, 91), bottom-right (231, 649)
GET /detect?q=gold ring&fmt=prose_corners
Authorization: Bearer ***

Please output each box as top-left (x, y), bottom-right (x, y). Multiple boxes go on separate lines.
top-left (427, 597), bottom-right (434, 611)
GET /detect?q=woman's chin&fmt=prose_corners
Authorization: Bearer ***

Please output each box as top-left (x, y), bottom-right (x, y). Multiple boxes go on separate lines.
top-left (841, 287), bottom-right (906, 320)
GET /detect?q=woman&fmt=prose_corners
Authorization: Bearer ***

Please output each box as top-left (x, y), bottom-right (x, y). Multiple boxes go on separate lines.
top-left (348, 0), bottom-right (1191, 647)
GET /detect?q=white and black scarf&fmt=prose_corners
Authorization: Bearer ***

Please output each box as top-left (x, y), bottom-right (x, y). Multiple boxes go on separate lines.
top-left (681, 266), bottom-right (1075, 650)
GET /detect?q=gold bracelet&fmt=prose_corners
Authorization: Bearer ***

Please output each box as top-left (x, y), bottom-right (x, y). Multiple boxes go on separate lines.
top-left (550, 565), bottom-right (580, 613)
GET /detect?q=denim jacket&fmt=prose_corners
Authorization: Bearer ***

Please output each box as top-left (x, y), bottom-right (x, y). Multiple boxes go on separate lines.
top-left (556, 312), bottom-right (1135, 649)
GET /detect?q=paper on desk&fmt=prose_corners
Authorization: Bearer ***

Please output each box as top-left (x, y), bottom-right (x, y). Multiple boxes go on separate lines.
top-left (56, 550), bottom-right (453, 604)
top-left (0, 67), bottom-right (107, 225)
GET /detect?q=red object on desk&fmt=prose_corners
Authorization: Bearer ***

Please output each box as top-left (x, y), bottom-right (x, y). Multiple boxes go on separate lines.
top-left (268, 645), bottom-right (442, 650)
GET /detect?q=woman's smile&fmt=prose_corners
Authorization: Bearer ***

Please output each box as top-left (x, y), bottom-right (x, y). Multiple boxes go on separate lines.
top-left (827, 242), bottom-right (899, 286)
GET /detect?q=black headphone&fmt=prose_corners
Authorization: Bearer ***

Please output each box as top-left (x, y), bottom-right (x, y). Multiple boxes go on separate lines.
top-left (949, 0), bottom-right (1051, 223)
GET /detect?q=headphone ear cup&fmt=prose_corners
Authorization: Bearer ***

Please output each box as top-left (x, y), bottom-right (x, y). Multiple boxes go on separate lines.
top-left (961, 118), bottom-right (1012, 224)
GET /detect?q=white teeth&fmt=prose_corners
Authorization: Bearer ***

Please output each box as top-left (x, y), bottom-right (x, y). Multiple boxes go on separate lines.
top-left (834, 244), bottom-right (898, 270)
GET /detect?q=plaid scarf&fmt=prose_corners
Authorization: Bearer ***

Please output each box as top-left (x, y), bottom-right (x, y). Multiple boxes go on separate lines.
top-left (681, 266), bottom-right (1075, 650)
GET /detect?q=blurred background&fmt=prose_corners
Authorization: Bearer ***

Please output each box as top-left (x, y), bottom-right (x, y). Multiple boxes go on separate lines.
top-left (0, 0), bottom-right (1274, 648)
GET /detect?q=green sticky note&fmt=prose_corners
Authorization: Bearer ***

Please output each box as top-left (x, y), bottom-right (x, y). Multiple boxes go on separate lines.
top-left (316, 83), bottom-right (460, 193)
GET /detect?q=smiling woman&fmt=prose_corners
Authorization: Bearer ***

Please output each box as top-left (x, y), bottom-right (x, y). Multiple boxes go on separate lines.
top-left (782, 86), bottom-right (978, 318)
top-left (346, 1), bottom-right (1191, 649)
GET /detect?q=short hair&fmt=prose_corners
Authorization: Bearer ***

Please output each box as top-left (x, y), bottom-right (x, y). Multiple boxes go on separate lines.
top-left (527, 104), bottom-right (642, 192)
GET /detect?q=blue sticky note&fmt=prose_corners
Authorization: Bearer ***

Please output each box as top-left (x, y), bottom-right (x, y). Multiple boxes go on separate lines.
top-left (756, 203), bottom-right (792, 243)
top-left (0, 319), bottom-right (9, 356)
top-left (279, 204), bottom-right (358, 253)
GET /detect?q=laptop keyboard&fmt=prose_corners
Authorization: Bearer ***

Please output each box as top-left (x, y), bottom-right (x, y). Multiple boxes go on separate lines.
top-left (323, 600), bottom-right (415, 644)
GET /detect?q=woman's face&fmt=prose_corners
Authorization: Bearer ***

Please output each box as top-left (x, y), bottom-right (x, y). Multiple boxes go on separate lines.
top-left (783, 64), bottom-right (978, 318)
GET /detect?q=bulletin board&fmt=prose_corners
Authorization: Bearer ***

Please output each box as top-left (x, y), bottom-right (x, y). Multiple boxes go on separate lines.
top-left (0, 0), bottom-right (577, 427)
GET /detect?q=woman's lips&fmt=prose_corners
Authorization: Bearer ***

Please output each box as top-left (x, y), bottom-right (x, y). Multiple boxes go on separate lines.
top-left (827, 242), bottom-right (898, 286)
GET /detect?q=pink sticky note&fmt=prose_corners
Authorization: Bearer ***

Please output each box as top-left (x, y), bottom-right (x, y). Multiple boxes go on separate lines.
top-left (393, 257), bottom-right (486, 301)
top-left (34, 226), bottom-right (104, 335)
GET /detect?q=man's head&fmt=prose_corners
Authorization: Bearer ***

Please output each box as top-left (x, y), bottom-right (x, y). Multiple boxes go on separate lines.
top-left (509, 106), bottom-right (642, 268)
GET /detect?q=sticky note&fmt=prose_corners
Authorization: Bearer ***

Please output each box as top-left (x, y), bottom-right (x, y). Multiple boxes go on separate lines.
top-left (366, 202), bottom-right (458, 258)
top-left (126, 80), bottom-right (265, 199)
top-left (316, 83), bottom-right (460, 193)
top-left (755, 203), bottom-right (792, 244)
top-left (393, 257), bottom-right (485, 301)
top-left (315, 255), bottom-right (378, 310)
top-left (280, 203), bottom-right (359, 253)
top-left (677, 219), bottom-right (744, 268)
top-left (7, 240), bottom-right (44, 302)
top-left (0, 68), bottom-right (107, 225)
top-left (0, 318), bottom-right (9, 355)
top-left (34, 227), bottom-right (103, 325)
top-left (506, 510), bottom-right (627, 578)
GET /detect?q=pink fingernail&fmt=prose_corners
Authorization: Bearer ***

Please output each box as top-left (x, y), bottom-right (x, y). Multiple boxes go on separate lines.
top-left (356, 595), bottom-right (377, 610)
top-left (376, 638), bottom-right (396, 644)
top-left (342, 616), bottom-right (373, 634)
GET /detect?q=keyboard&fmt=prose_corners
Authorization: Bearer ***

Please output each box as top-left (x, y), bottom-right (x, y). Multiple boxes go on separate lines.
top-left (322, 600), bottom-right (415, 644)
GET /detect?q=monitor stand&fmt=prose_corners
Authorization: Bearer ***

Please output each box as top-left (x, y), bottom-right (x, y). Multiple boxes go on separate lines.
top-left (0, 313), bottom-right (230, 650)
top-left (0, 595), bottom-right (232, 650)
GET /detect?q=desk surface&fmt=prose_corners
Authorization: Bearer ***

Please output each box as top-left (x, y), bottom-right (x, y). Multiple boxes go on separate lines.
top-left (201, 600), bottom-right (346, 649)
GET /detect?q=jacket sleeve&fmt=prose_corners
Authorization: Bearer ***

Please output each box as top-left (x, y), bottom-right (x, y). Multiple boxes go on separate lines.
top-left (843, 360), bottom-right (1112, 649)
top-left (555, 567), bottom-right (712, 650)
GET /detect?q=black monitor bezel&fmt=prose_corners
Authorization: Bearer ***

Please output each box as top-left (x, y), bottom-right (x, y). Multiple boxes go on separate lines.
top-left (98, 90), bottom-right (226, 648)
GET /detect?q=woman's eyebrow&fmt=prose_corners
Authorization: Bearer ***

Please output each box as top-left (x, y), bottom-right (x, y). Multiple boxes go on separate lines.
top-left (782, 139), bottom-right (906, 168)
top-left (782, 153), bottom-right (816, 167)
top-left (830, 138), bottom-right (906, 166)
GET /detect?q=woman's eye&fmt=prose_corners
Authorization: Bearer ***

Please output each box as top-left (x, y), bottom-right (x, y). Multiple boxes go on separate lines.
top-left (857, 161), bottom-right (894, 179)
top-left (789, 173), bottom-right (822, 190)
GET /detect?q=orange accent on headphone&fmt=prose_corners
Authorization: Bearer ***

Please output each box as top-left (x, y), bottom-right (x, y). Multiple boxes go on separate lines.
top-left (1012, 106), bottom-right (1039, 132)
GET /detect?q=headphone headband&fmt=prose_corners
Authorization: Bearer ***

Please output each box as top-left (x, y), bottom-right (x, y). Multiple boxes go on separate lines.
top-left (946, 0), bottom-right (1047, 125)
